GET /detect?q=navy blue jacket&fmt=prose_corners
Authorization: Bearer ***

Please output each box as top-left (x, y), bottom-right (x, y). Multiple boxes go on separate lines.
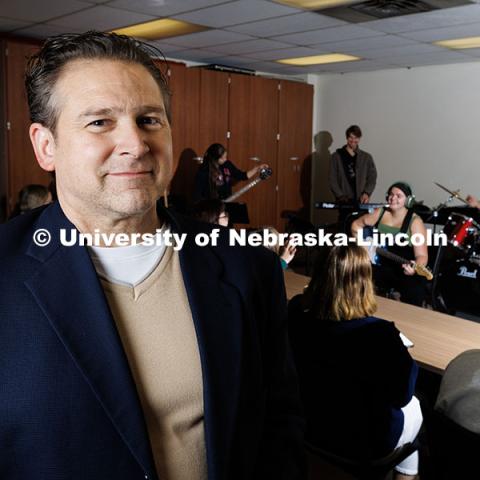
top-left (288, 295), bottom-right (417, 460)
top-left (0, 202), bottom-right (304, 480)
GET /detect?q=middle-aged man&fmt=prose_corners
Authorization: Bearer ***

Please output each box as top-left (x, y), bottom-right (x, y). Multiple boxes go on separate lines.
top-left (329, 125), bottom-right (377, 230)
top-left (0, 32), bottom-right (304, 480)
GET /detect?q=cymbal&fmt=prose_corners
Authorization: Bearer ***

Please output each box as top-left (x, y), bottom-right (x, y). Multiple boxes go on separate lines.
top-left (434, 182), bottom-right (469, 205)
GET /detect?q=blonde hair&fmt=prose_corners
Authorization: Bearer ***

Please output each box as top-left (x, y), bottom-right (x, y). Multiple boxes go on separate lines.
top-left (306, 245), bottom-right (377, 321)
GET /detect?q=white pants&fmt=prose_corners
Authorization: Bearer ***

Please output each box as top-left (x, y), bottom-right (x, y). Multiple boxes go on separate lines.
top-left (394, 396), bottom-right (423, 476)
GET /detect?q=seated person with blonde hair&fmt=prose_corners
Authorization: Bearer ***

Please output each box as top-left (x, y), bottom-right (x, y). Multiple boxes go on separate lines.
top-left (289, 245), bottom-right (422, 480)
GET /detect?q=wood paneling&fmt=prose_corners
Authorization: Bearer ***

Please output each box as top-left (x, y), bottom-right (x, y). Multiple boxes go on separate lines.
top-left (1, 41), bottom-right (313, 226)
top-left (165, 61), bottom-right (186, 165)
top-left (199, 69), bottom-right (229, 154)
top-left (228, 74), bottom-right (279, 228)
top-left (277, 80), bottom-right (314, 228)
top-left (6, 39), bottom-right (50, 215)
top-left (0, 40), bottom-right (7, 221)
top-left (169, 66), bottom-right (202, 208)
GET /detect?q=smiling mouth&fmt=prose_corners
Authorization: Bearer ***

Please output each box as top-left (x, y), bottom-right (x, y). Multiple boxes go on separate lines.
top-left (108, 171), bottom-right (152, 178)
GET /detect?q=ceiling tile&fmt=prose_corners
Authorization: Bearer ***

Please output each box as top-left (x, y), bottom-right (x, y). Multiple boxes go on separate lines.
top-left (172, 0), bottom-right (300, 28)
top-left (226, 12), bottom-right (346, 36)
top-left (315, 35), bottom-right (416, 53)
top-left (355, 43), bottom-right (444, 59)
top-left (273, 24), bottom-right (384, 45)
top-left (398, 22), bottom-right (480, 42)
top-left (107, 0), bottom-right (229, 17)
top-left (208, 38), bottom-right (293, 55)
top-left (0, 16), bottom-right (30, 32)
top-left (0, 0), bottom-right (91, 23)
top-left (320, 59), bottom-right (392, 73)
top-left (241, 46), bottom-right (328, 60)
top-left (204, 55), bottom-right (258, 66)
top-left (167, 48), bottom-right (222, 61)
top-left (13, 23), bottom-right (86, 38)
top-left (162, 29), bottom-right (254, 48)
top-left (363, 5), bottom-right (480, 34)
top-left (461, 47), bottom-right (480, 57)
top-left (144, 40), bottom-right (188, 54)
top-left (50, 5), bottom-right (156, 30)
top-left (386, 50), bottom-right (474, 66)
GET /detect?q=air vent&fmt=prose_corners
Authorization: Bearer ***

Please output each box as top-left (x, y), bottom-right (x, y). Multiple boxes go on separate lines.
top-left (317, 0), bottom-right (472, 23)
top-left (352, 0), bottom-right (432, 18)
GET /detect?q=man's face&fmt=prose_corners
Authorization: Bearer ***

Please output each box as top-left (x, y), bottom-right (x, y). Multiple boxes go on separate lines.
top-left (48, 59), bottom-right (174, 223)
top-left (346, 134), bottom-right (360, 151)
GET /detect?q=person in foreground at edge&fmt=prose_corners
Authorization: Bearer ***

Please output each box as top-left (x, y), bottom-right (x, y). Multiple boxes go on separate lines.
top-left (288, 245), bottom-right (422, 480)
top-left (0, 32), bottom-right (305, 480)
top-left (435, 349), bottom-right (480, 434)
top-left (466, 194), bottom-right (480, 209)
top-left (329, 124), bottom-right (377, 229)
top-left (193, 142), bottom-right (268, 201)
top-left (351, 182), bottom-right (428, 307)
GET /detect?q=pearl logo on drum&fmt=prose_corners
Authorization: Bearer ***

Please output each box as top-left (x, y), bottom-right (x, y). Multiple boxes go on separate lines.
top-left (457, 266), bottom-right (478, 279)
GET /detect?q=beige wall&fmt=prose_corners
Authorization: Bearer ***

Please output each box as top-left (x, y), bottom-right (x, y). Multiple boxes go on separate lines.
top-left (310, 61), bottom-right (480, 225)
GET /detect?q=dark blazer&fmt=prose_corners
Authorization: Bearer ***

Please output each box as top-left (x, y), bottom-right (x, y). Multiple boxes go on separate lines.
top-left (288, 295), bottom-right (417, 460)
top-left (0, 202), bottom-right (304, 480)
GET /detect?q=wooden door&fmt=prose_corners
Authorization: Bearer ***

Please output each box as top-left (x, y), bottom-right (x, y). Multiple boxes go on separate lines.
top-left (160, 61), bottom-right (202, 210)
top-left (199, 69), bottom-right (229, 154)
top-left (0, 40), bottom-right (7, 221)
top-left (5, 39), bottom-right (49, 217)
top-left (164, 61), bottom-right (186, 167)
top-left (228, 73), bottom-right (278, 228)
top-left (277, 80), bottom-right (313, 229)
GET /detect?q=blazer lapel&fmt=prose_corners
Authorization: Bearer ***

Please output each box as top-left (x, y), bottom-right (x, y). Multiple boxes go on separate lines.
top-left (24, 203), bottom-right (158, 480)
top-left (168, 212), bottom-right (244, 480)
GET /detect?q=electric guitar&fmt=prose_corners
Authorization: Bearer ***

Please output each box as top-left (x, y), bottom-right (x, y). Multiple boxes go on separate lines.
top-left (367, 242), bottom-right (433, 281)
top-left (224, 167), bottom-right (272, 202)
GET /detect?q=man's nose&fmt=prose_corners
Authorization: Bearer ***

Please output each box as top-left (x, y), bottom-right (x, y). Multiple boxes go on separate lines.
top-left (116, 121), bottom-right (150, 158)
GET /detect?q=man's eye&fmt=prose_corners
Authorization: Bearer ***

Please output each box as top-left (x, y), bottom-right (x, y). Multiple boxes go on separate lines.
top-left (88, 119), bottom-right (107, 127)
top-left (138, 117), bottom-right (161, 126)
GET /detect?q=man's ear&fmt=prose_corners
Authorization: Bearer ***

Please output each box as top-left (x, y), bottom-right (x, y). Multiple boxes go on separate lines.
top-left (29, 123), bottom-right (56, 172)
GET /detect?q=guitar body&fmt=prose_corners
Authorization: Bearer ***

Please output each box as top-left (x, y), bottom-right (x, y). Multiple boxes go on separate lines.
top-left (366, 242), bottom-right (381, 266)
top-left (364, 236), bottom-right (433, 281)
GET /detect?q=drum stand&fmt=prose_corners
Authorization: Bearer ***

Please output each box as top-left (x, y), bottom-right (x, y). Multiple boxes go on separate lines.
top-left (427, 195), bottom-right (457, 235)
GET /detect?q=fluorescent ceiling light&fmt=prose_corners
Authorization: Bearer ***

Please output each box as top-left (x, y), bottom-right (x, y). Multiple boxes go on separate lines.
top-left (112, 19), bottom-right (208, 40)
top-left (434, 36), bottom-right (480, 49)
top-left (277, 53), bottom-right (360, 66)
top-left (273, 0), bottom-right (362, 9)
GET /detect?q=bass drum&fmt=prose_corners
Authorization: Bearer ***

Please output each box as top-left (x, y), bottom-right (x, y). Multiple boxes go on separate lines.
top-left (434, 245), bottom-right (480, 316)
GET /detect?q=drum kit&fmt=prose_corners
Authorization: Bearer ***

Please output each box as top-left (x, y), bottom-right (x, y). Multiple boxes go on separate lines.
top-left (315, 185), bottom-right (480, 316)
top-left (427, 183), bottom-right (480, 316)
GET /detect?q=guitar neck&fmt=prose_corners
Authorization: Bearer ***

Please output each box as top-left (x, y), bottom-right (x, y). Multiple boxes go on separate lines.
top-left (224, 177), bottom-right (262, 202)
top-left (376, 247), bottom-right (433, 280)
top-left (376, 247), bottom-right (409, 265)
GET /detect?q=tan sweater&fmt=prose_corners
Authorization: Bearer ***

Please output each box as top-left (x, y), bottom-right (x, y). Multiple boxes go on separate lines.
top-left (101, 246), bottom-right (207, 480)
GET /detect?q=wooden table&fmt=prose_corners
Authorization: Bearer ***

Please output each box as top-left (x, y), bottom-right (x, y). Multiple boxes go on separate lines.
top-left (284, 270), bottom-right (480, 374)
